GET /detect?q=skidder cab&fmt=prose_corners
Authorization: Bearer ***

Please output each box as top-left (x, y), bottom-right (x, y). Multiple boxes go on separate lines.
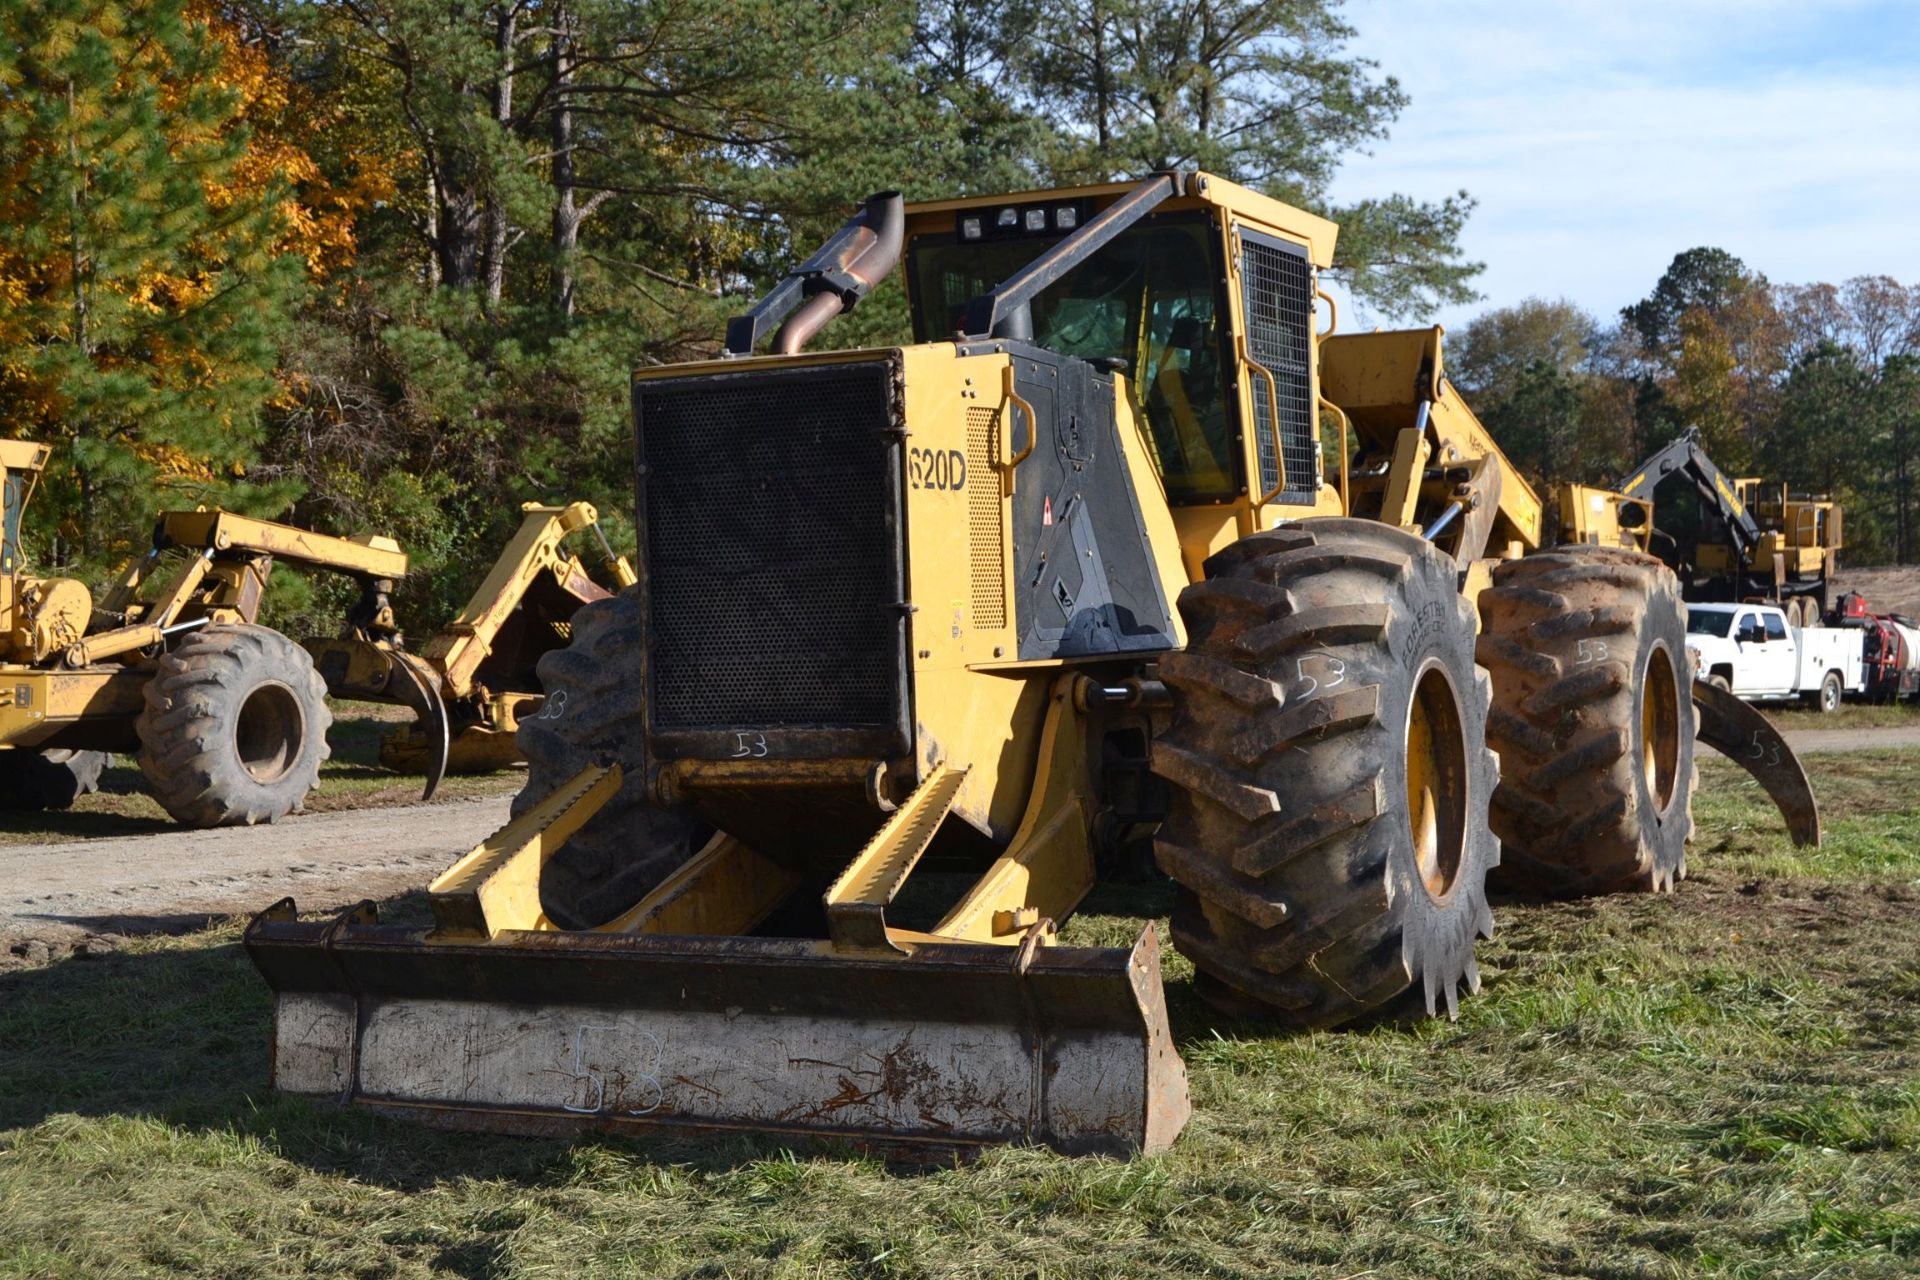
top-left (250, 172), bottom-right (1795, 1154)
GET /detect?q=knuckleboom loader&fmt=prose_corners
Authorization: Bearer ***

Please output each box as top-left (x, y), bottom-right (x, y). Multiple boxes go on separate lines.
top-left (251, 174), bottom-right (1789, 1154)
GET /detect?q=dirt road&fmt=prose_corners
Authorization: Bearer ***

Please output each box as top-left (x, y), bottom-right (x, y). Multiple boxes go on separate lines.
top-left (0, 794), bottom-right (511, 963)
top-left (3, 720), bottom-right (1915, 968)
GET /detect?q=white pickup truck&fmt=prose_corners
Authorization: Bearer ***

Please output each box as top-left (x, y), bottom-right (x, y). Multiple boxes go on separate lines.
top-left (1684, 602), bottom-right (1862, 712)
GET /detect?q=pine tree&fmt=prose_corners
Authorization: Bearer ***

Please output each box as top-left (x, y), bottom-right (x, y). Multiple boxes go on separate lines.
top-left (1006, 0), bottom-right (1480, 316)
top-left (0, 0), bottom-right (307, 563)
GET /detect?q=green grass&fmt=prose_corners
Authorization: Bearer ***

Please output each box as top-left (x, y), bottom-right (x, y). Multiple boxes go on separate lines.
top-left (1765, 702), bottom-right (1920, 732)
top-left (0, 703), bottom-right (521, 846)
top-left (2, 755), bottom-right (1918, 1277)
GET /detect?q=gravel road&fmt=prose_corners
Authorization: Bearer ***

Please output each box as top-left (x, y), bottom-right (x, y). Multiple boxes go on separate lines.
top-left (0, 794), bottom-right (511, 962)
top-left (2, 720), bottom-right (1915, 968)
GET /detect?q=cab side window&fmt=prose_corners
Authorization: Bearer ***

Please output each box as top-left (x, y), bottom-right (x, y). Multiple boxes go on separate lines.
top-left (1, 474), bottom-right (24, 574)
top-left (1764, 613), bottom-right (1788, 642)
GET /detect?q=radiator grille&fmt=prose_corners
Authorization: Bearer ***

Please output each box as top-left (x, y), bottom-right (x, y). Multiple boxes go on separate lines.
top-left (965, 407), bottom-right (1006, 629)
top-left (637, 360), bottom-right (903, 733)
top-left (1241, 232), bottom-right (1317, 504)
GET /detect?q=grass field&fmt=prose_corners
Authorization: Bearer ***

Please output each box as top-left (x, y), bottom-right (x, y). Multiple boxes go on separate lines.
top-left (1765, 701), bottom-right (1920, 732)
top-left (2, 752), bottom-right (1918, 1277)
top-left (0, 703), bottom-right (521, 847)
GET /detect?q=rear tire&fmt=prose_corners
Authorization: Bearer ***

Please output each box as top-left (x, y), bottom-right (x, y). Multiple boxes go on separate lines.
top-left (0, 749), bottom-right (107, 811)
top-left (1478, 546), bottom-right (1695, 896)
top-left (136, 625), bottom-right (330, 827)
top-left (516, 587), bottom-right (709, 928)
top-left (1806, 669), bottom-right (1843, 714)
top-left (1152, 519), bottom-right (1499, 1027)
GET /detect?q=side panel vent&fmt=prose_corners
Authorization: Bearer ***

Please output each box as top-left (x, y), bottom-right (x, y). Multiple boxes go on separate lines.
top-left (1240, 230), bottom-right (1317, 504)
top-left (965, 406), bottom-right (1005, 629)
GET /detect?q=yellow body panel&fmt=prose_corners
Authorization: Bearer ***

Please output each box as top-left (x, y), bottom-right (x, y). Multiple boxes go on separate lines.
top-left (1559, 484), bottom-right (1652, 551)
top-left (1320, 327), bottom-right (1543, 553)
top-left (155, 510), bottom-right (408, 579)
top-left (0, 441), bottom-right (51, 472)
top-left (0, 667), bottom-right (147, 749)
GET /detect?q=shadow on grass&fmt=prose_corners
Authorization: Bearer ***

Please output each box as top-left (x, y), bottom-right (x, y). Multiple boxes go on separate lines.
top-left (0, 809), bottom-right (176, 841)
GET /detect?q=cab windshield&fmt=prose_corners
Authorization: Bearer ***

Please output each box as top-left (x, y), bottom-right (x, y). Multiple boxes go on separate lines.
top-left (1686, 611), bottom-right (1735, 638)
top-left (908, 215), bottom-right (1237, 502)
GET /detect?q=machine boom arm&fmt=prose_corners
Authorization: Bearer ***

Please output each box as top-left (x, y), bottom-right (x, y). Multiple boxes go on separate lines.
top-left (1617, 428), bottom-right (1763, 558)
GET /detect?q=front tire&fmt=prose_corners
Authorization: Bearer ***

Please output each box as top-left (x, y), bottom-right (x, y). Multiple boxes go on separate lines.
top-left (1478, 546), bottom-right (1695, 896)
top-left (515, 588), bottom-right (709, 928)
top-left (136, 625), bottom-right (331, 827)
top-left (1152, 519), bottom-right (1499, 1027)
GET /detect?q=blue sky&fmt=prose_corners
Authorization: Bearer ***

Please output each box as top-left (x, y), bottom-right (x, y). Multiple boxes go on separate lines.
top-left (1324, 0), bottom-right (1920, 332)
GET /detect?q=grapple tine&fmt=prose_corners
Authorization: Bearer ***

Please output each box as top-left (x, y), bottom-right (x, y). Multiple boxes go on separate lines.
top-left (1691, 677), bottom-right (1821, 847)
top-left (246, 907), bottom-right (1190, 1157)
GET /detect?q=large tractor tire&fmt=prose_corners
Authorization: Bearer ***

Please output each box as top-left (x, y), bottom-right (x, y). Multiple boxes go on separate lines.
top-left (1477, 545), bottom-right (1695, 896)
top-left (136, 624), bottom-right (331, 827)
top-left (1152, 519), bottom-right (1499, 1027)
top-left (515, 587), bottom-right (709, 928)
top-left (0, 748), bottom-right (107, 811)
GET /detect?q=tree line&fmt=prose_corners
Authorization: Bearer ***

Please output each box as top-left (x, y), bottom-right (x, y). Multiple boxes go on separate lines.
top-left (1450, 255), bottom-right (1920, 564)
top-left (1, 0), bottom-right (1474, 629)
top-left (2, 0), bottom-right (1912, 636)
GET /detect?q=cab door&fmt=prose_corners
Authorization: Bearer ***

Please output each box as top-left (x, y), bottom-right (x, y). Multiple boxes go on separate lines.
top-left (1757, 610), bottom-right (1797, 692)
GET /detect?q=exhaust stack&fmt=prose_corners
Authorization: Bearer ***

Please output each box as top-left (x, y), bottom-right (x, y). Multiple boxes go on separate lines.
top-left (725, 191), bottom-right (905, 358)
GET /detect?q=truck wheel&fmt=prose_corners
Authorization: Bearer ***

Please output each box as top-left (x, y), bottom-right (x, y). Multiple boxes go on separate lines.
top-left (0, 749), bottom-right (107, 811)
top-left (1805, 669), bottom-right (1843, 714)
top-left (516, 587), bottom-right (710, 928)
top-left (136, 625), bottom-right (331, 827)
top-left (1152, 519), bottom-right (1499, 1027)
top-left (1478, 546), bottom-right (1695, 896)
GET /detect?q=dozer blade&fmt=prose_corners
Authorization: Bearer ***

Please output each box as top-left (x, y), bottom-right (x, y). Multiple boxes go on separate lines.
top-left (1692, 678), bottom-right (1821, 847)
top-left (245, 904), bottom-right (1190, 1158)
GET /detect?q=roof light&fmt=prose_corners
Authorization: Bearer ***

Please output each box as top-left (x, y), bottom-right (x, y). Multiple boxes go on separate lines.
top-left (1055, 206), bottom-right (1078, 230)
top-left (960, 215), bottom-right (983, 241)
top-left (1024, 208), bottom-right (1048, 232)
top-left (996, 207), bottom-right (1019, 229)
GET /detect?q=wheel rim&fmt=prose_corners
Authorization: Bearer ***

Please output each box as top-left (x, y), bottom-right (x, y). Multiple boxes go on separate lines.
top-left (1642, 644), bottom-right (1681, 812)
top-left (1405, 661), bottom-right (1469, 904)
top-left (1824, 676), bottom-right (1840, 711)
top-left (235, 682), bottom-right (305, 784)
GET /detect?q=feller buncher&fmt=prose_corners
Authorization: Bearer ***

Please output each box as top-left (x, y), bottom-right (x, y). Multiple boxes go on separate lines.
top-left (249, 173), bottom-right (1818, 1155)
top-left (0, 439), bottom-right (415, 825)
top-left (306, 501), bottom-right (637, 797)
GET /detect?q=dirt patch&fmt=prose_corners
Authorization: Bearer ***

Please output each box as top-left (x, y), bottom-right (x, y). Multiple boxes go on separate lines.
top-left (1830, 565), bottom-right (1920, 618)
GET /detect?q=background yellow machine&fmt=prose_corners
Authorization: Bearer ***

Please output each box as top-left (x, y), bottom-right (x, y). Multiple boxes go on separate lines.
top-left (1560, 427), bottom-right (1842, 627)
top-left (249, 173), bottom-right (1811, 1154)
top-left (0, 440), bottom-right (409, 825)
top-left (307, 500), bottom-right (636, 794)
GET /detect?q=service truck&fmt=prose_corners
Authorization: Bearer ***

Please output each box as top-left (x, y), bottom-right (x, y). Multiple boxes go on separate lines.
top-left (1685, 602), bottom-right (1862, 711)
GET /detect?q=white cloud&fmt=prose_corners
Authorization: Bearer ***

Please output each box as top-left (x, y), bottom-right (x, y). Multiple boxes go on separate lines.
top-left (1324, 0), bottom-right (1920, 332)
